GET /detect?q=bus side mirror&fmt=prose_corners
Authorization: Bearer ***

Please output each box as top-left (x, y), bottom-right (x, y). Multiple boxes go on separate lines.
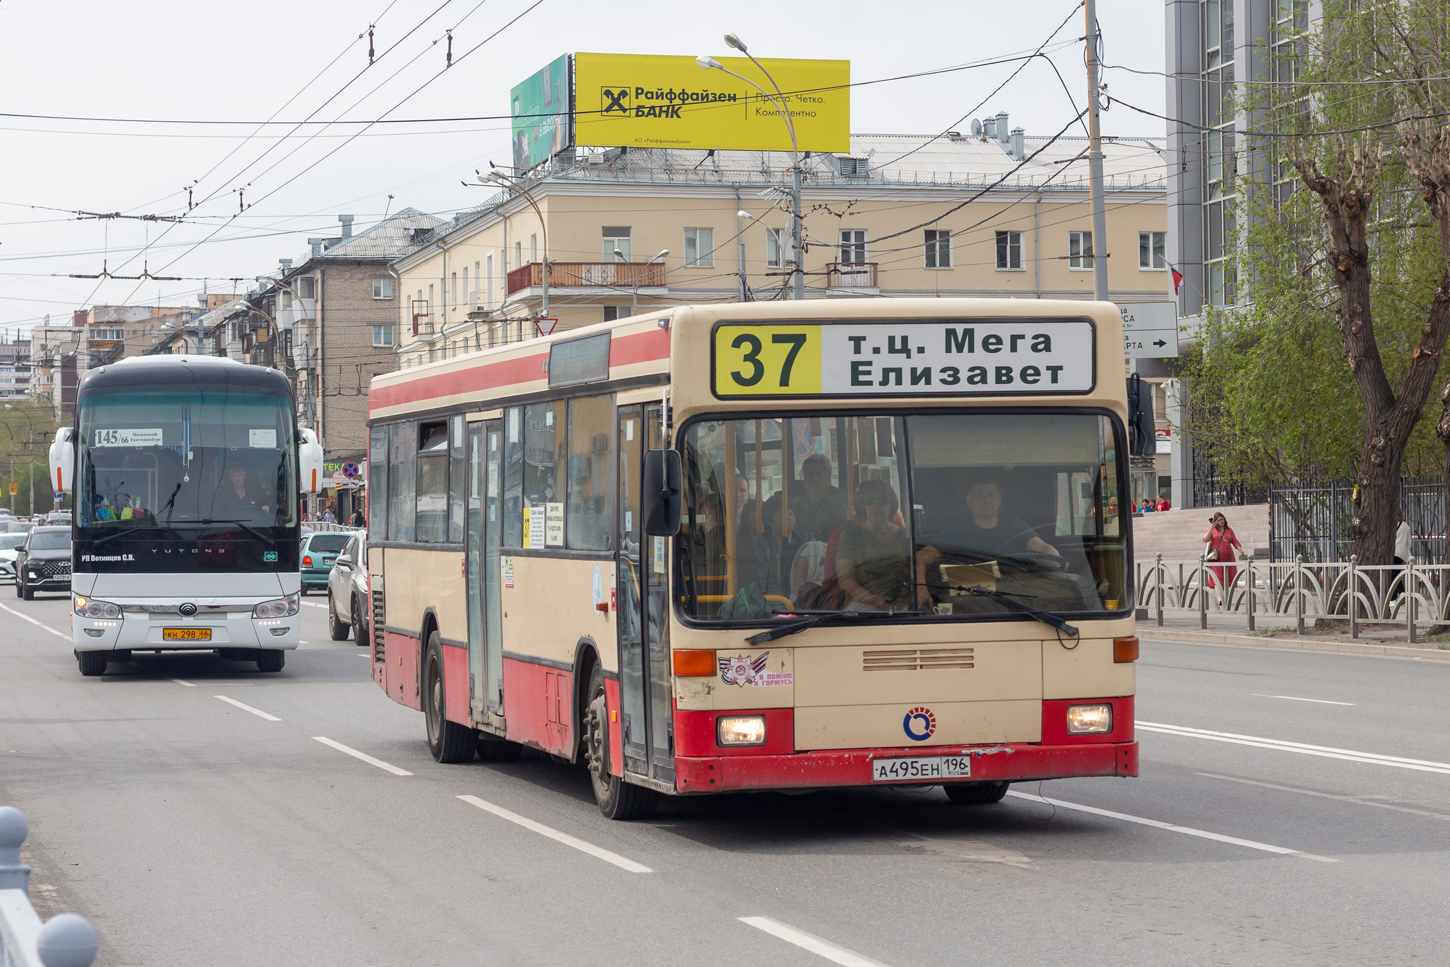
top-left (298, 426), bottom-right (324, 494)
top-left (642, 449), bottom-right (682, 536)
top-left (48, 428), bottom-right (74, 495)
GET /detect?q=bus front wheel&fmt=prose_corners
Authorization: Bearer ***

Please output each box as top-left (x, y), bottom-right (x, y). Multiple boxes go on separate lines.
top-left (256, 650), bottom-right (285, 673)
top-left (584, 662), bottom-right (655, 820)
top-left (944, 781), bottom-right (1010, 805)
top-left (76, 651), bottom-right (107, 677)
top-left (424, 633), bottom-right (476, 763)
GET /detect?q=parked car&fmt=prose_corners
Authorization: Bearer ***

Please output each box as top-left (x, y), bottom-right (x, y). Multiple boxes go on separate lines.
top-left (300, 532), bottom-right (351, 594)
top-left (0, 533), bottom-right (26, 584)
top-left (15, 526), bottom-right (71, 599)
top-left (327, 534), bottom-right (369, 644)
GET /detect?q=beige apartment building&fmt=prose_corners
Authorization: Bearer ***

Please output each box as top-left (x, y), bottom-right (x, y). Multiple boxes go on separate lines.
top-left (394, 119), bottom-right (1168, 368)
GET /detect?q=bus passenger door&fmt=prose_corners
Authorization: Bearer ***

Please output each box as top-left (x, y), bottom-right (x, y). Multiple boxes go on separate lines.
top-left (644, 404), bottom-right (673, 782)
top-left (616, 406), bottom-right (649, 772)
top-left (466, 421), bottom-right (505, 725)
top-left (483, 421), bottom-right (505, 715)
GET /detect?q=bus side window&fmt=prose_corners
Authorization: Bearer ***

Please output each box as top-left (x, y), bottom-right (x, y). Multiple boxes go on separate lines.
top-left (566, 395), bottom-right (613, 551)
top-left (503, 407), bottom-right (523, 547)
top-left (369, 425), bottom-right (388, 541)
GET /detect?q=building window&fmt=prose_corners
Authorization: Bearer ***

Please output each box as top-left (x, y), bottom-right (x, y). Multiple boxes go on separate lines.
top-left (766, 228), bottom-right (787, 268)
top-left (603, 306), bottom-right (622, 322)
top-left (840, 229), bottom-right (867, 263)
top-left (451, 272), bottom-right (458, 308)
top-left (1139, 232), bottom-right (1167, 269)
top-left (514, 241), bottom-right (522, 269)
top-left (485, 256), bottom-right (494, 309)
top-left (995, 231), bottom-right (1023, 270)
top-left (530, 234), bottom-right (538, 264)
top-left (924, 230), bottom-right (952, 269)
top-left (683, 228), bottom-right (715, 267)
top-left (296, 276), bottom-right (316, 300)
top-left (473, 261), bottom-right (480, 305)
top-left (372, 278), bottom-right (393, 299)
top-left (462, 267), bottom-right (469, 304)
top-left (1069, 231), bottom-right (1094, 270)
top-left (372, 325), bottom-right (393, 347)
top-left (603, 226), bottom-right (632, 262)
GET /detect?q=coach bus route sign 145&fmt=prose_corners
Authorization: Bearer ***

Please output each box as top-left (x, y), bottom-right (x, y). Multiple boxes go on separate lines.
top-left (711, 320), bottom-right (1096, 398)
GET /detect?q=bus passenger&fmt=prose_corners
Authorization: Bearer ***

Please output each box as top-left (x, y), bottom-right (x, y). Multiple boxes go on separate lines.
top-left (794, 453), bottom-right (847, 539)
top-left (751, 492), bottom-right (811, 599)
top-left (834, 479), bottom-right (919, 611)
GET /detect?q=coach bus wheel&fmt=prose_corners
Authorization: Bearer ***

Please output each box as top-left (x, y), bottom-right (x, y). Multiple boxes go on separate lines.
top-left (584, 663), bottom-right (656, 821)
top-left (76, 651), bottom-right (107, 677)
top-left (256, 650), bottom-right (286, 673)
top-left (943, 780), bottom-right (1010, 805)
top-left (424, 633), bottom-right (477, 763)
top-left (327, 593), bottom-right (350, 641)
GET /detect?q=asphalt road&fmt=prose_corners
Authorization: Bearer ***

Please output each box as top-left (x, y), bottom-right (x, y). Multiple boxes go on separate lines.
top-left (2, 587), bottom-right (1448, 967)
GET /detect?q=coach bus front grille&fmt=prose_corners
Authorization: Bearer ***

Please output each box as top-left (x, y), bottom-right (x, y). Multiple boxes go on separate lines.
top-left (862, 647), bottom-right (975, 672)
top-left (372, 589), bottom-right (386, 661)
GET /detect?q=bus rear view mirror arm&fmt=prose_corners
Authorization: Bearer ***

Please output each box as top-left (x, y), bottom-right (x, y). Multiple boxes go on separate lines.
top-left (642, 449), bottom-right (683, 536)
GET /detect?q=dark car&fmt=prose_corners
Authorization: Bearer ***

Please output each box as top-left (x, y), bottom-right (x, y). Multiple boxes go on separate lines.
top-left (16, 526), bottom-right (72, 599)
top-left (300, 532), bottom-right (352, 594)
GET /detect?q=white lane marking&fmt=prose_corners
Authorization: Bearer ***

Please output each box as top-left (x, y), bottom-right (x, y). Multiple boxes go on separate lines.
top-left (168, 678), bottom-right (195, 687)
top-left (1006, 790), bottom-right (1336, 862)
top-left (0, 601), bottom-right (69, 639)
top-left (457, 794), bottom-right (652, 873)
top-left (313, 736), bottom-right (412, 775)
top-left (1196, 772), bottom-right (1450, 821)
top-left (301, 602), bottom-right (327, 610)
top-left (1251, 694), bottom-right (1356, 706)
top-left (214, 695), bottom-right (281, 721)
top-left (1139, 721), bottom-right (1450, 776)
top-left (739, 917), bottom-right (889, 967)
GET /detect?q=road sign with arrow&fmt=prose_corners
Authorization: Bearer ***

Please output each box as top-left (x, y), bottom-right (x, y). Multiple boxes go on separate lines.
top-left (1119, 302), bottom-right (1179, 359)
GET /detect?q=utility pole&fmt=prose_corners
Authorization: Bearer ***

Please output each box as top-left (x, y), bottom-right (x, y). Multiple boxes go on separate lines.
top-left (1085, 0), bottom-right (1110, 302)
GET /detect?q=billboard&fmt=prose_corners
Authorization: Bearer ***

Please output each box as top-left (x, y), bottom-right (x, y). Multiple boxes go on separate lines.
top-left (574, 52), bottom-right (849, 154)
top-left (510, 54), bottom-right (572, 171)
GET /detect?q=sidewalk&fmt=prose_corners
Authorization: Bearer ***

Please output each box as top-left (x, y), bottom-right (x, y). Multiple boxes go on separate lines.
top-left (1135, 608), bottom-right (1450, 662)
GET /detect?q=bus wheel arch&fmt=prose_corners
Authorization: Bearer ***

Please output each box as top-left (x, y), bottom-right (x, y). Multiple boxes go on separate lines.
top-left (423, 628), bottom-right (476, 762)
top-left (570, 637), bottom-right (600, 765)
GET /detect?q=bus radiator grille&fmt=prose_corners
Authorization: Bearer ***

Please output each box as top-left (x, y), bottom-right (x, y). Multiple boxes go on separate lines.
top-left (863, 648), bottom-right (975, 672)
top-left (371, 589), bottom-right (386, 661)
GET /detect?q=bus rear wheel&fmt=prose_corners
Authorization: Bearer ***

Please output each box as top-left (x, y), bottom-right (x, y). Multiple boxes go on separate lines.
top-left (584, 663), bottom-right (655, 820)
top-left (944, 781), bottom-right (1010, 805)
top-left (424, 633), bottom-right (476, 763)
top-left (76, 651), bottom-right (107, 677)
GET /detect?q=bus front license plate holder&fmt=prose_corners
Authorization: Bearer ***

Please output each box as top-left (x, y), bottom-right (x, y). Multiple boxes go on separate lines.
top-left (871, 755), bottom-right (971, 782)
top-left (163, 629), bottom-right (212, 641)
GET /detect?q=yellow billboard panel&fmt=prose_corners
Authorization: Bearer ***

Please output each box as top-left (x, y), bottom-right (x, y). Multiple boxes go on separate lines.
top-left (574, 52), bottom-right (849, 154)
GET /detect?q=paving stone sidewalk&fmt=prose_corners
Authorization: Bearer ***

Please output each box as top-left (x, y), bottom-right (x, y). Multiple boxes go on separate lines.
top-left (1135, 607), bottom-right (1450, 661)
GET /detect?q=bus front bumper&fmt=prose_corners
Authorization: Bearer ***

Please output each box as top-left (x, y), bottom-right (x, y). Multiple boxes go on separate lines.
top-left (73, 604), bottom-right (300, 651)
top-left (674, 740), bottom-right (1138, 794)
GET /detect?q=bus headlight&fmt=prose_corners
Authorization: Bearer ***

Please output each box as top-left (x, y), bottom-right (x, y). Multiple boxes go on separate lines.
top-left (253, 593), bottom-right (300, 619)
top-left (717, 715), bottom-right (766, 747)
top-left (73, 595), bottom-right (122, 619)
top-left (1066, 704), bottom-right (1113, 735)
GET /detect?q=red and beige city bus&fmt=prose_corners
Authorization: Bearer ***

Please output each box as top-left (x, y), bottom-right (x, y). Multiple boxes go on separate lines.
top-left (366, 298), bottom-right (1138, 819)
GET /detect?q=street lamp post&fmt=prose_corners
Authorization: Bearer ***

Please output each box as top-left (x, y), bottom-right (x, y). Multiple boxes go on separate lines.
top-left (481, 170), bottom-right (549, 323)
top-left (699, 35), bottom-right (804, 301)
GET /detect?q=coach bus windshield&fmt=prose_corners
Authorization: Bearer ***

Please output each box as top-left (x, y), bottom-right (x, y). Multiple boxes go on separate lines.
top-left (76, 389), bottom-right (297, 529)
top-left (677, 411), bottom-right (1127, 622)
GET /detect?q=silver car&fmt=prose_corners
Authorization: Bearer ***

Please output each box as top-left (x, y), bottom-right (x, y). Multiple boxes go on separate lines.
top-left (0, 533), bottom-right (25, 583)
top-left (326, 533), bottom-right (369, 644)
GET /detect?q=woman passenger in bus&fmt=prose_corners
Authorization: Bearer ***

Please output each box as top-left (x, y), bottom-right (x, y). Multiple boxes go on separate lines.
top-left (750, 492), bottom-right (811, 600)
top-left (834, 478), bottom-right (920, 612)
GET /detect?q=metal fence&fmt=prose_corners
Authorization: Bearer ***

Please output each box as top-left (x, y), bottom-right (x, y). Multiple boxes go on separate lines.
top-left (1136, 554), bottom-right (1450, 641)
top-left (0, 807), bottom-right (96, 967)
top-left (1267, 477), bottom-right (1446, 563)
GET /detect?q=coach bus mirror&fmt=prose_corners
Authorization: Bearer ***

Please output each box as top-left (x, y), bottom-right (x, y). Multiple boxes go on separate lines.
top-left (298, 426), bottom-right (325, 494)
top-left (48, 428), bottom-right (74, 495)
top-left (642, 449), bottom-right (683, 536)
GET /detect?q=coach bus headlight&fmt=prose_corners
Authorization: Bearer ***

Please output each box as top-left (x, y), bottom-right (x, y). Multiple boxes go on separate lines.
top-left (253, 593), bottom-right (300, 619)
top-left (1066, 704), bottom-right (1113, 735)
top-left (73, 595), bottom-right (122, 619)
top-left (717, 715), bottom-right (766, 747)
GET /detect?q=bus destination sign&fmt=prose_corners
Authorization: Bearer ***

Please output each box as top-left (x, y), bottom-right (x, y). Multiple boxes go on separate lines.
top-left (712, 321), bottom-right (1096, 398)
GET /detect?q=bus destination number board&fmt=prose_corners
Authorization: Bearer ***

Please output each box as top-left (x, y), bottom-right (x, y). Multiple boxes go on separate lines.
top-left (711, 321), bottom-right (1096, 398)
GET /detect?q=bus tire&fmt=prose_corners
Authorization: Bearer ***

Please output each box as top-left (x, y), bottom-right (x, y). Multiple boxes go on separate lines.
top-left (352, 595), bottom-right (369, 646)
top-left (424, 633), bottom-right (476, 763)
top-left (943, 780), bottom-right (1010, 805)
top-left (584, 662), bottom-right (655, 820)
top-left (327, 593), bottom-right (350, 641)
top-left (76, 651), bottom-right (107, 677)
top-left (256, 650), bottom-right (285, 673)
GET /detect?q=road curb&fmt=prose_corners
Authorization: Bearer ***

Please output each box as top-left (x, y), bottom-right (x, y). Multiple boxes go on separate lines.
top-left (1139, 627), bottom-right (1450, 661)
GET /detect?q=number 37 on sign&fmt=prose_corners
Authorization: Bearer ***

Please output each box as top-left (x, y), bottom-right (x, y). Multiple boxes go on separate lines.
top-left (712, 321), bottom-right (1096, 398)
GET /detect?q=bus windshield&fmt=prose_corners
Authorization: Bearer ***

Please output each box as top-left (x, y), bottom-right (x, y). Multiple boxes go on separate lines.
top-left (678, 411), bottom-right (1127, 622)
top-left (76, 389), bottom-right (297, 529)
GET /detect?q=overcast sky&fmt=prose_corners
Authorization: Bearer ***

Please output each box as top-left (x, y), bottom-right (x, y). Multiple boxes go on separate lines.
top-left (0, 0), bottom-right (1166, 335)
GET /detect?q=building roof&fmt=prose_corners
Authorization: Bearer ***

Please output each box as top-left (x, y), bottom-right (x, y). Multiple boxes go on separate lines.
top-left (298, 208), bottom-right (451, 264)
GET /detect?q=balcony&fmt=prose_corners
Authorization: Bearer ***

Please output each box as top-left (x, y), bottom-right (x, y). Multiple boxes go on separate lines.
top-left (826, 262), bottom-right (878, 292)
top-left (505, 261), bottom-right (666, 296)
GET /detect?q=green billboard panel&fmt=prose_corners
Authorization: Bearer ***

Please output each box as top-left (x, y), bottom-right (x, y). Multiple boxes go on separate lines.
top-left (511, 54), bottom-right (572, 171)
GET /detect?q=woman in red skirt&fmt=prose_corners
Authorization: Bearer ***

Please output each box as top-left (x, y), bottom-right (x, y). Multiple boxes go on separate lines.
top-left (1203, 512), bottom-right (1243, 604)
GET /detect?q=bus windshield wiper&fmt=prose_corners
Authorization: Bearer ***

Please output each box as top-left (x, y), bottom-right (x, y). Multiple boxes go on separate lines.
top-left (85, 521), bottom-right (159, 549)
top-left (198, 519), bottom-right (277, 548)
top-left (957, 586), bottom-right (1079, 636)
top-left (747, 609), bottom-right (918, 645)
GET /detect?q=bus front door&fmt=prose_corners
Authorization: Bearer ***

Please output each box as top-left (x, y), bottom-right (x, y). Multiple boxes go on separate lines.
top-left (467, 420), bottom-right (506, 727)
top-left (617, 405), bottom-right (673, 782)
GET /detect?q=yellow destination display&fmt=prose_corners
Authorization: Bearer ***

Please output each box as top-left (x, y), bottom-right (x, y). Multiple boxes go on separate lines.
top-left (713, 320), bottom-right (1097, 398)
top-left (574, 52), bottom-right (849, 153)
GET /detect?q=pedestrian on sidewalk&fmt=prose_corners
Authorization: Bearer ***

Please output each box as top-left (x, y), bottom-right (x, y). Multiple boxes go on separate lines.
top-left (1203, 512), bottom-right (1243, 605)
top-left (1156, 493), bottom-right (1171, 512)
top-left (1394, 508), bottom-right (1412, 596)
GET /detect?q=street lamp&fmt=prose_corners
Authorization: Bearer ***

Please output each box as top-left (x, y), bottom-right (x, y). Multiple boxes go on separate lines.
top-left (698, 36), bottom-right (804, 300)
top-left (480, 169), bottom-right (549, 323)
top-left (630, 249), bottom-right (669, 316)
